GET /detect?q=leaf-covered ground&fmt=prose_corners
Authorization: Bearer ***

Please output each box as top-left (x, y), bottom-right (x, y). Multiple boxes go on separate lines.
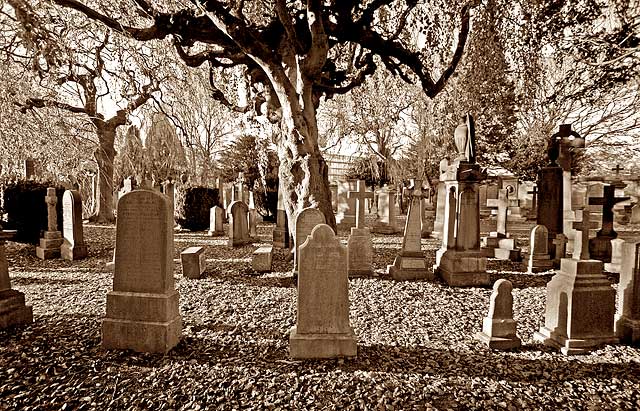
top-left (1, 215), bottom-right (640, 410)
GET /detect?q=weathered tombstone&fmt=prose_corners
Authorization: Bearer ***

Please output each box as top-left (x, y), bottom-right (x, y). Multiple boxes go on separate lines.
top-left (605, 238), bottom-right (625, 273)
top-left (372, 185), bottom-right (400, 234)
top-left (272, 181), bottom-right (290, 248)
top-left (248, 191), bottom-right (257, 238)
top-left (537, 127), bottom-right (565, 259)
top-left (432, 162), bottom-right (449, 239)
top-left (36, 187), bottom-right (63, 260)
top-left (102, 189), bottom-right (182, 353)
top-left (208, 206), bottom-right (224, 236)
top-left (475, 279), bottom-right (521, 349)
top-left (527, 185), bottom-right (538, 220)
top-left (631, 204), bottom-right (640, 224)
top-left (588, 185), bottom-right (629, 262)
top-left (434, 115), bottom-right (489, 286)
top-left (387, 179), bottom-right (432, 281)
top-left (180, 246), bottom-right (206, 279)
top-left (347, 180), bottom-right (374, 277)
top-left (534, 207), bottom-right (617, 355)
top-left (294, 207), bottom-right (326, 275)
top-left (227, 201), bottom-right (251, 247)
top-left (616, 241), bottom-right (640, 344)
top-left (289, 224), bottom-right (357, 359)
top-left (60, 190), bottom-right (88, 261)
top-left (0, 229), bottom-right (33, 329)
top-left (481, 188), bottom-right (521, 261)
top-left (252, 246), bottom-right (273, 273)
top-left (527, 225), bottom-right (554, 273)
top-left (552, 233), bottom-right (568, 267)
top-left (336, 179), bottom-right (357, 229)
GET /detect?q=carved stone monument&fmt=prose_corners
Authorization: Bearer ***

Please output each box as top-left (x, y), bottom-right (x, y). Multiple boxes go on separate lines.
top-left (527, 225), bottom-right (554, 273)
top-left (616, 241), bottom-right (640, 344)
top-left (60, 190), bottom-right (88, 261)
top-left (36, 187), bottom-right (63, 260)
top-left (227, 201), bottom-right (251, 247)
top-left (208, 206), bottom-right (224, 236)
top-left (294, 207), bottom-right (326, 275)
top-left (0, 229), bottom-right (33, 329)
top-left (347, 180), bottom-right (374, 277)
top-left (475, 279), bottom-right (521, 349)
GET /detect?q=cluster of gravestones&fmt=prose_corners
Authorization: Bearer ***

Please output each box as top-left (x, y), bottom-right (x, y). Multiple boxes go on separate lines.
top-left (2, 119), bottom-right (640, 359)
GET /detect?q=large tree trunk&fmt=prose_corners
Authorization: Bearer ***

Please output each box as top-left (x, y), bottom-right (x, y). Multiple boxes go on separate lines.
top-left (93, 124), bottom-right (116, 223)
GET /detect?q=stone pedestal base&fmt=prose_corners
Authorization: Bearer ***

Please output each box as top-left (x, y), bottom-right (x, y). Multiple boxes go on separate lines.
top-left (336, 215), bottom-right (356, 230)
top-left (348, 228), bottom-right (373, 277)
top-left (102, 290), bottom-right (182, 353)
top-left (61, 243), bottom-right (88, 261)
top-left (508, 208), bottom-right (527, 223)
top-left (475, 316), bottom-right (521, 349)
top-left (527, 255), bottom-right (554, 273)
top-left (475, 331), bottom-right (521, 350)
top-left (0, 290), bottom-right (33, 329)
top-left (387, 252), bottom-right (432, 281)
top-left (289, 326), bottom-right (357, 359)
top-left (272, 228), bottom-right (289, 248)
top-left (435, 249), bottom-right (489, 287)
top-left (36, 231), bottom-right (62, 260)
top-left (589, 235), bottom-right (614, 262)
top-left (616, 316), bottom-right (640, 344)
top-left (604, 261), bottom-right (622, 273)
top-left (533, 258), bottom-right (617, 355)
top-left (371, 223), bottom-right (400, 234)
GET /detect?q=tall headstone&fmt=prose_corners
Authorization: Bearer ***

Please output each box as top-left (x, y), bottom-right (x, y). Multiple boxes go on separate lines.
top-left (347, 180), bottom-right (374, 277)
top-left (432, 158), bottom-right (450, 238)
top-left (534, 207), bottom-right (617, 355)
top-left (272, 181), bottom-right (290, 248)
top-left (537, 127), bottom-right (564, 260)
top-left (481, 188), bottom-right (521, 261)
top-left (372, 185), bottom-right (400, 234)
top-left (228, 201), bottom-right (251, 247)
top-left (527, 185), bottom-right (538, 219)
top-left (248, 191), bottom-right (257, 238)
top-left (434, 115), bottom-right (489, 287)
top-left (289, 224), bottom-right (357, 359)
top-left (475, 279), bottom-right (521, 349)
top-left (588, 185), bottom-right (629, 262)
top-left (527, 225), bottom-right (554, 273)
top-left (294, 207), bottom-right (326, 275)
top-left (387, 179), bottom-right (432, 281)
top-left (102, 190), bottom-right (182, 353)
top-left (208, 206), bottom-right (224, 236)
top-left (0, 229), bottom-right (33, 329)
top-left (604, 238), bottom-right (625, 273)
top-left (36, 187), bottom-right (63, 260)
top-left (616, 241), bottom-right (640, 344)
top-left (60, 190), bottom-right (88, 261)
top-left (336, 179), bottom-right (357, 229)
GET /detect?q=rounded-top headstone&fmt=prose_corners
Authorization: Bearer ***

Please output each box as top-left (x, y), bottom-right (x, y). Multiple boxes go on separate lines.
top-left (488, 279), bottom-right (513, 319)
top-left (530, 225), bottom-right (549, 255)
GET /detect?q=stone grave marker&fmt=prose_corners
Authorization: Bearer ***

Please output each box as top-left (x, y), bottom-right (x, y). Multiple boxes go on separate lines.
top-left (180, 246), bottom-right (206, 279)
top-left (102, 189), bottom-right (182, 353)
top-left (273, 181), bottom-right (290, 248)
top-left (208, 206), bottom-right (224, 236)
top-left (527, 185), bottom-right (538, 219)
top-left (631, 204), bottom-right (640, 224)
top-left (527, 225), bottom-right (554, 273)
top-left (36, 187), bottom-right (63, 260)
top-left (347, 180), bottom-right (374, 277)
top-left (294, 207), bottom-right (326, 275)
top-left (336, 179), bottom-right (357, 229)
top-left (387, 179), bottom-right (432, 281)
top-left (372, 185), bottom-right (400, 234)
top-left (616, 241), bottom-right (640, 344)
top-left (481, 188), bottom-right (521, 261)
top-left (534, 207), bottom-right (617, 355)
top-left (60, 190), bottom-right (88, 261)
top-left (228, 201), bottom-right (251, 247)
top-left (289, 224), bottom-right (357, 359)
top-left (588, 185), bottom-right (629, 262)
top-left (248, 191), bottom-right (257, 238)
top-left (605, 238), bottom-right (625, 273)
top-left (0, 229), bottom-right (33, 329)
top-left (475, 279), bottom-right (521, 349)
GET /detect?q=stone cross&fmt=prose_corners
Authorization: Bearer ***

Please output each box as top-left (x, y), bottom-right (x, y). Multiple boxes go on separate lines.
top-left (611, 164), bottom-right (624, 178)
top-left (588, 185), bottom-right (629, 237)
top-left (552, 233), bottom-right (568, 263)
top-left (45, 187), bottom-right (58, 232)
top-left (572, 208), bottom-right (599, 260)
top-left (348, 180), bottom-right (374, 229)
top-left (527, 186), bottom-right (538, 211)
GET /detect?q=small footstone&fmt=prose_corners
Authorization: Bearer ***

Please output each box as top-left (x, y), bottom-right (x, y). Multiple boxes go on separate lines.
top-left (475, 279), bottom-right (521, 350)
top-left (252, 246), bottom-right (273, 273)
top-left (180, 246), bottom-right (206, 279)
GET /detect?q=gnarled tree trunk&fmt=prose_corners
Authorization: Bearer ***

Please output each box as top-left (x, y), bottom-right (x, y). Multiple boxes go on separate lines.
top-left (93, 123), bottom-right (116, 223)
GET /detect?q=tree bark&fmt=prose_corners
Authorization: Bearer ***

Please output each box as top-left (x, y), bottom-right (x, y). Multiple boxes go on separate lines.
top-left (93, 123), bottom-right (116, 223)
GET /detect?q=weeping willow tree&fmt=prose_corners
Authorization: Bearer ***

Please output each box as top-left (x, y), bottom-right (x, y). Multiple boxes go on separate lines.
top-left (144, 112), bottom-right (188, 183)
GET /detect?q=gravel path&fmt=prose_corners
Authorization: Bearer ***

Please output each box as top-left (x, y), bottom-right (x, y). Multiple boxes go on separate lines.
top-left (1, 217), bottom-right (640, 410)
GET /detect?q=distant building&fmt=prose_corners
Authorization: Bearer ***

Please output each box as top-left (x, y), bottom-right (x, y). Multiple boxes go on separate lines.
top-left (323, 152), bottom-right (363, 183)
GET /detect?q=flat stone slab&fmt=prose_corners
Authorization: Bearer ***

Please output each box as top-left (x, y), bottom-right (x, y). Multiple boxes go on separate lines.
top-left (252, 246), bottom-right (273, 273)
top-left (181, 246), bottom-right (206, 279)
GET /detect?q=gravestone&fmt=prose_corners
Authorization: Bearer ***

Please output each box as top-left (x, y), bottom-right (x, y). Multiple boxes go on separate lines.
top-left (372, 185), bottom-right (400, 234)
top-left (537, 127), bottom-right (565, 259)
top-left (252, 246), bottom-right (273, 273)
top-left (481, 188), bottom-right (521, 261)
top-left (180, 246), bottom-right (206, 279)
top-left (228, 201), bottom-right (251, 247)
top-left (527, 225), bottom-right (554, 273)
top-left (36, 187), bottom-right (63, 260)
top-left (434, 115), bottom-right (489, 286)
top-left (336, 179), bottom-right (357, 229)
top-left (330, 183), bottom-right (338, 212)
top-left (347, 180), bottom-right (374, 277)
top-left (272, 182), bottom-right (290, 248)
top-left (0, 229), bottom-right (33, 329)
top-left (387, 179), bottom-right (432, 281)
top-left (588, 185), bottom-right (629, 262)
top-left (604, 238), bottom-right (625, 273)
top-left (631, 204), bottom-right (640, 224)
top-left (534, 207), bottom-right (617, 355)
top-left (432, 176), bottom-right (447, 238)
top-left (552, 233), bottom-right (568, 267)
top-left (616, 241), bottom-right (640, 344)
top-left (102, 189), bottom-right (182, 353)
top-left (289, 224), bottom-right (357, 359)
top-left (60, 190), bottom-right (88, 261)
top-left (248, 191), bottom-right (257, 238)
top-left (475, 279), bottom-right (521, 349)
top-left (208, 206), bottom-right (224, 236)
top-left (164, 180), bottom-right (175, 223)
top-left (527, 185), bottom-right (538, 220)
top-left (294, 207), bottom-right (326, 275)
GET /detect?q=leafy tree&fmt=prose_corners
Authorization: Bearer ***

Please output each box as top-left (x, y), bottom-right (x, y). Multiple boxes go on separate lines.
top-left (22, 0), bottom-right (477, 232)
top-left (114, 125), bottom-right (145, 184)
top-left (144, 112), bottom-right (188, 183)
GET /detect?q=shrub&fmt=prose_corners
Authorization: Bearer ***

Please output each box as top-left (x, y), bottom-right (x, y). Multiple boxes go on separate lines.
top-left (175, 186), bottom-right (220, 231)
top-left (1, 180), bottom-right (66, 244)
